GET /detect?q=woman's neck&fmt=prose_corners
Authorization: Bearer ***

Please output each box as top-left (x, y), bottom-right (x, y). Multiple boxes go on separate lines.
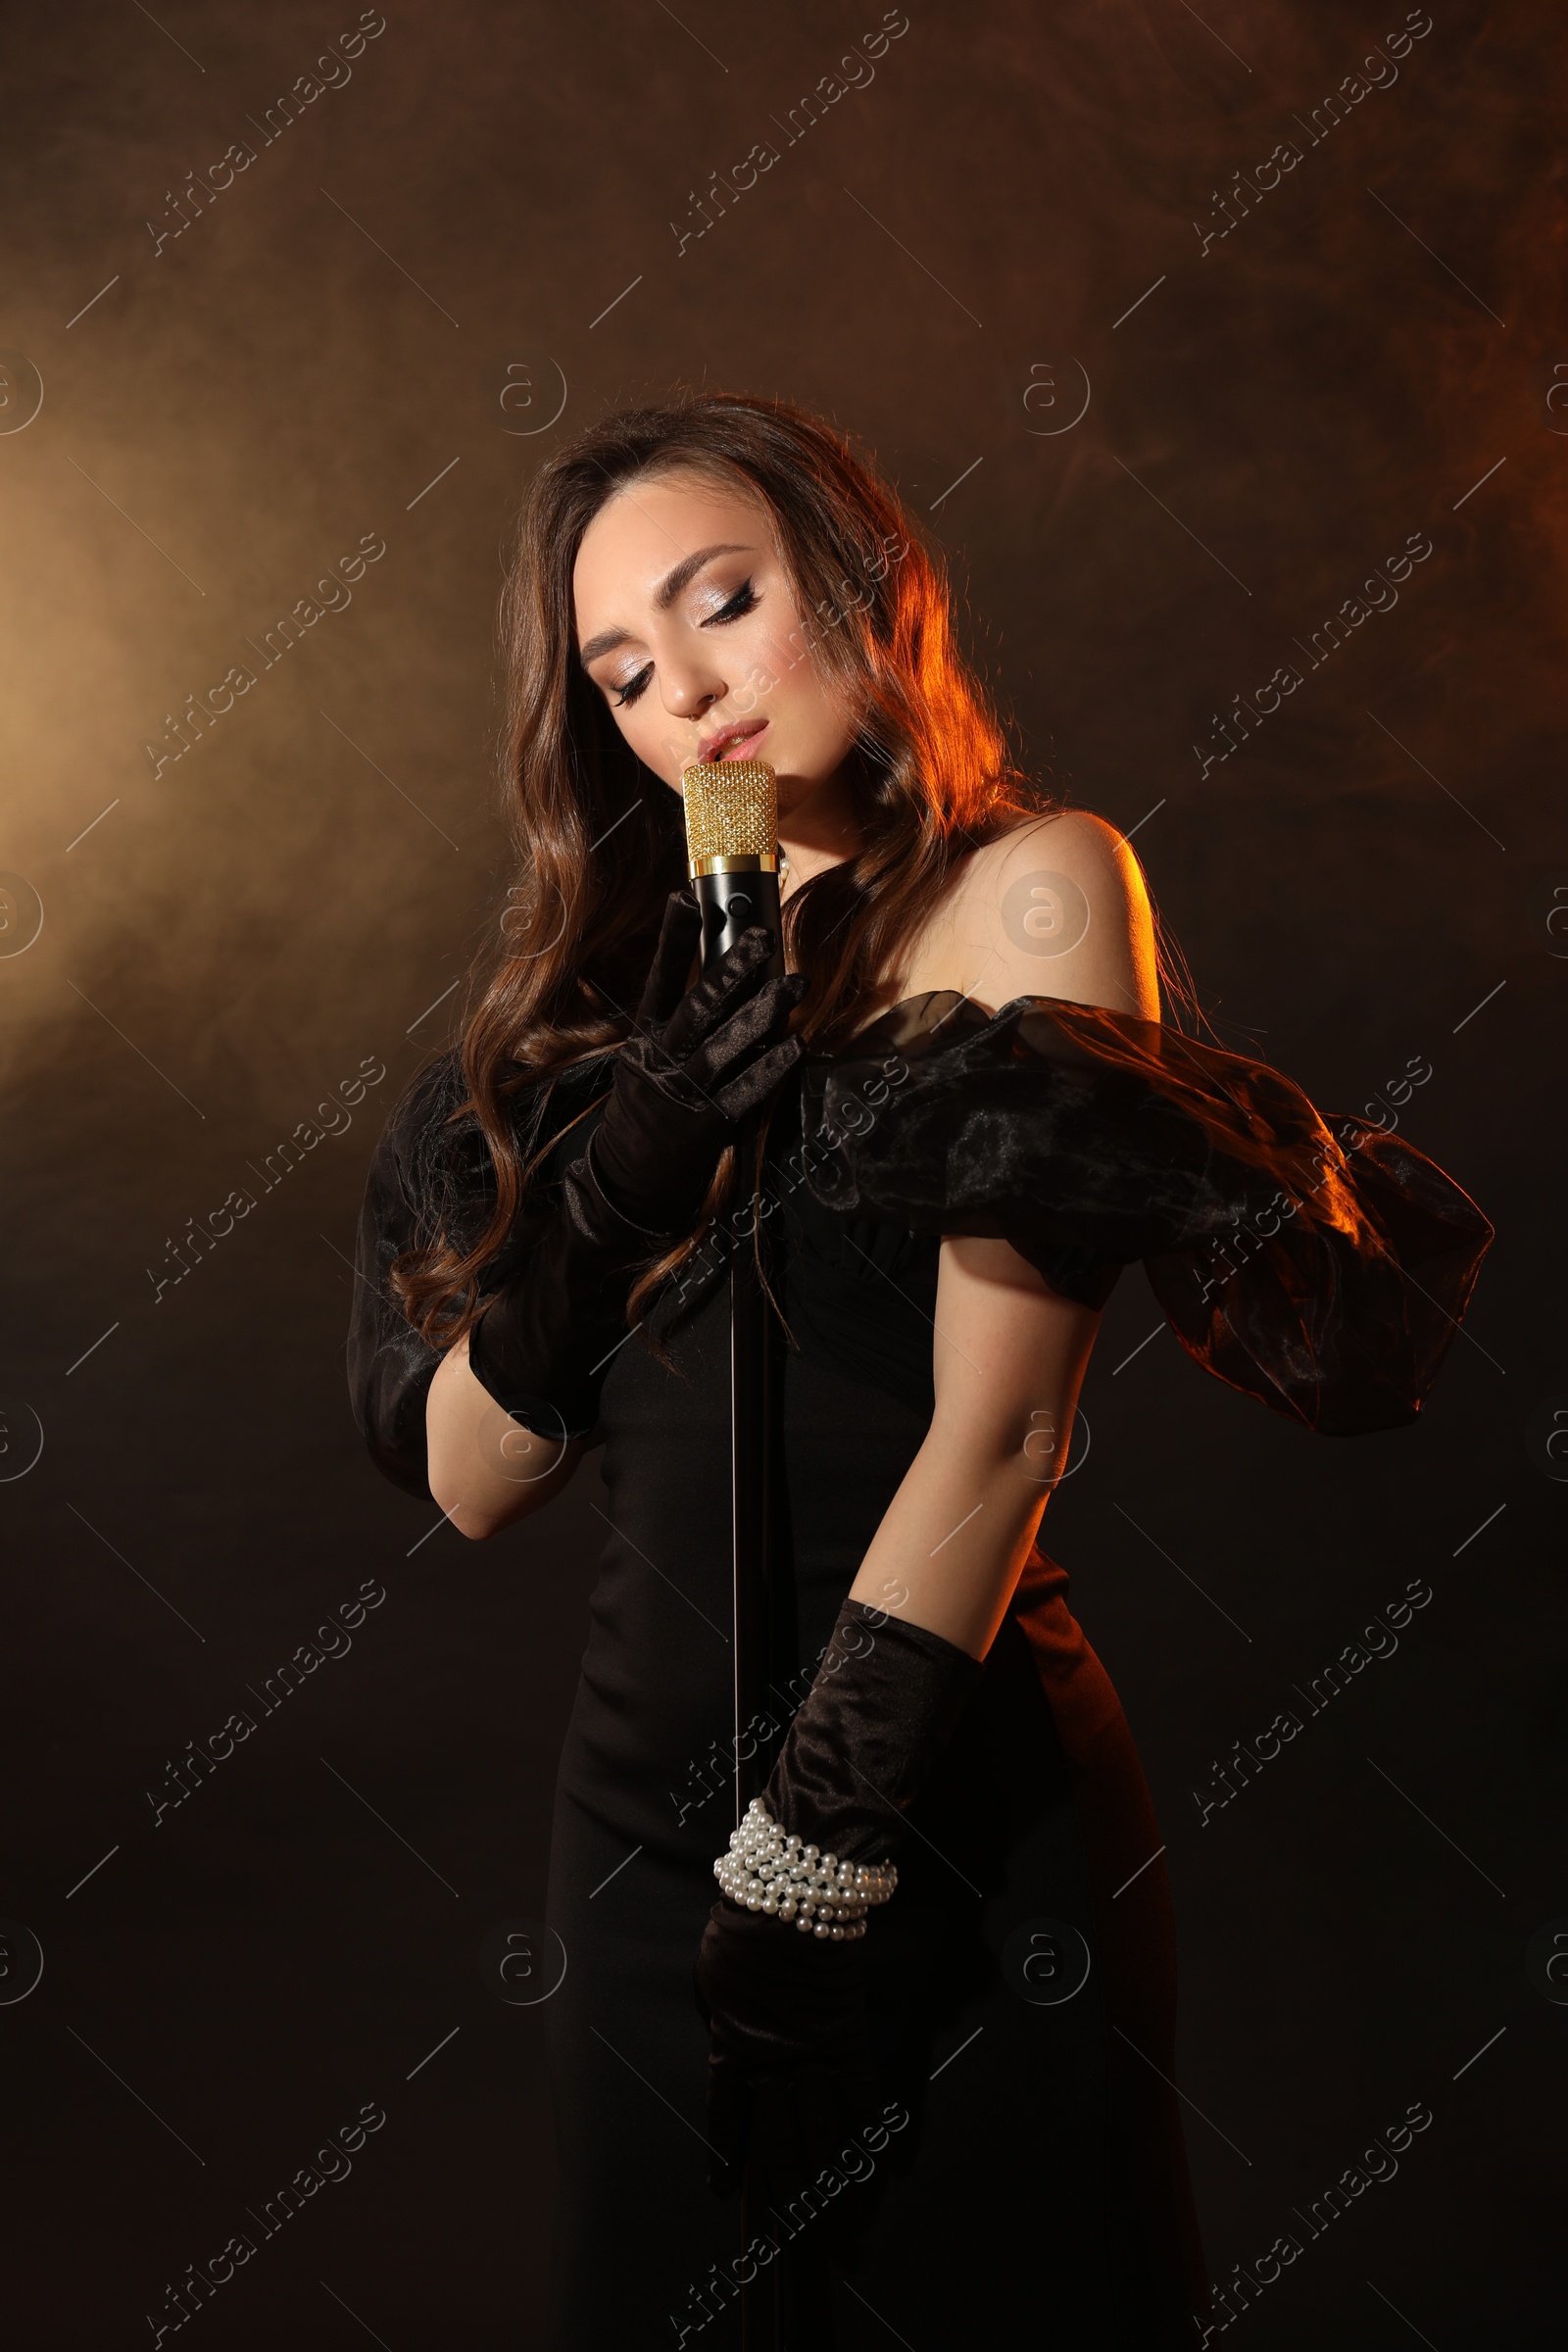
top-left (777, 765), bottom-right (863, 904)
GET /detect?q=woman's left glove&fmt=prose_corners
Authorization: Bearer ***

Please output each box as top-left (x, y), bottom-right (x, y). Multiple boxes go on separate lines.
top-left (694, 1596), bottom-right (984, 2195)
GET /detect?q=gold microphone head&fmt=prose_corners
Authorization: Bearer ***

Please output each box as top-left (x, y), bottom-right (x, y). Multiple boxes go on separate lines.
top-left (680, 758), bottom-right (778, 877)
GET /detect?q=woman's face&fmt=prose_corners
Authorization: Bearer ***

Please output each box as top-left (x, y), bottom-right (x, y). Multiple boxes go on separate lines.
top-left (571, 470), bottom-right (861, 836)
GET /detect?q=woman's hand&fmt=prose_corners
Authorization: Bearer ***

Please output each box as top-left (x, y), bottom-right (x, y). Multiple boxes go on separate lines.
top-left (694, 1600), bottom-right (983, 2199)
top-left (590, 885), bottom-right (806, 1237)
top-left (694, 1897), bottom-right (880, 2198)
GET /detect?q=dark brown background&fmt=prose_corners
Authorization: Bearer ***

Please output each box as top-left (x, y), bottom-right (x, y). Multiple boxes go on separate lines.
top-left (2, 0), bottom-right (1562, 2343)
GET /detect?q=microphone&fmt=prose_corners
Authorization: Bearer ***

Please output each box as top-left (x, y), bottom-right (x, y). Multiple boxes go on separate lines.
top-left (679, 757), bottom-right (785, 984)
top-left (681, 756), bottom-right (783, 1856)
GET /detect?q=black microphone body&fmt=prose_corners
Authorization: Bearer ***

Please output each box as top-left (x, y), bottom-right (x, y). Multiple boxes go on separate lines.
top-left (693, 864), bottom-right (784, 981)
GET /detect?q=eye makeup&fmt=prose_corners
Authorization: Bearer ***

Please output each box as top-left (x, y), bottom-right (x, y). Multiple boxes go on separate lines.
top-left (607, 575), bottom-right (760, 709)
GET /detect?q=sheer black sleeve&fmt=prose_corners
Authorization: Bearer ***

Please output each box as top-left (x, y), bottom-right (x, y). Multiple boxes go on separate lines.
top-left (346, 1048), bottom-right (607, 1500)
top-left (801, 993), bottom-right (1494, 1438)
top-left (346, 1054), bottom-right (460, 1500)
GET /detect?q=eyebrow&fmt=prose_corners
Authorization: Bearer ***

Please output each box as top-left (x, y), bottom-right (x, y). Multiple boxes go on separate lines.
top-left (577, 542), bottom-right (756, 668)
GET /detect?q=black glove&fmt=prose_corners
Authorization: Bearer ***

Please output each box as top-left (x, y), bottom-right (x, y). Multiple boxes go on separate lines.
top-left (466, 886), bottom-right (805, 1439)
top-left (588, 885), bottom-right (805, 1234)
top-left (695, 1598), bottom-right (985, 2194)
top-left (695, 1899), bottom-right (879, 2198)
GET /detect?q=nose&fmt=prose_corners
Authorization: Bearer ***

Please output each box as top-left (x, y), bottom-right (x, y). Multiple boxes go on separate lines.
top-left (658, 643), bottom-right (728, 723)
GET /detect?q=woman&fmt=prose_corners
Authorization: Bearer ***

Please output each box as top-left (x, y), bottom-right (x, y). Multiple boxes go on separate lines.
top-left (347, 393), bottom-right (1492, 2349)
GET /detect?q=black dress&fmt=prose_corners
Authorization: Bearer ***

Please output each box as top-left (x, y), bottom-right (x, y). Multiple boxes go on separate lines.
top-left (347, 991), bottom-right (1494, 2352)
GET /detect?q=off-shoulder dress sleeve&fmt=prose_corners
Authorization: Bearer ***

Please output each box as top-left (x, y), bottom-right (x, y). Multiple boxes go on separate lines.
top-left (347, 1046), bottom-right (605, 1498)
top-left (346, 1054), bottom-right (462, 1500)
top-left (350, 1054), bottom-right (620, 1495)
top-left (801, 992), bottom-right (1494, 1438)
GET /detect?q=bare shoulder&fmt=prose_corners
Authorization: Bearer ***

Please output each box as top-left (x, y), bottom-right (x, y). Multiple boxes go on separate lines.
top-left (901, 808), bottom-right (1160, 1020)
top-left (967, 807), bottom-right (1142, 902)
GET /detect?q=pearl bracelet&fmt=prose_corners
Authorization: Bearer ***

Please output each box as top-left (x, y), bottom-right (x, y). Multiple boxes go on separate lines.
top-left (713, 1796), bottom-right (898, 1939)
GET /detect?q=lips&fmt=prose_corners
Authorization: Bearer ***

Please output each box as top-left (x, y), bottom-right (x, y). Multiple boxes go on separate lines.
top-left (697, 718), bottom-right (769, 763)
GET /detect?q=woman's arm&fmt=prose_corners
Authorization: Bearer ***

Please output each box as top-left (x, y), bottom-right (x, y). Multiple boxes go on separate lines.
top-left (848, 805), bottom-right (1156, 1655)
top-left (425, 896), bottom-right (806, 1544)
top-left (697, 807), bottom-right (1157, 2177)
top-left (427, 1336), bottom-right (589, 1540)
top-left (348, 1055), bottom-right (593, 1531)
top-left (848, 1237), bottom-right (1102, 1656)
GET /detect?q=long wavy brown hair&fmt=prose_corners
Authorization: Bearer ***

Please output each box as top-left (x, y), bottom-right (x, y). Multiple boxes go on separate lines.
top-left (389, 389), bottom-right (1188, 1351)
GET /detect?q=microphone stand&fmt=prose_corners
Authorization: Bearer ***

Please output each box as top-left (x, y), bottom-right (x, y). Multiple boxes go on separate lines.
top-left (692, 850), bottom-right (786, 2352)
top-left (730, 1216), bottom-right (778, 2351)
